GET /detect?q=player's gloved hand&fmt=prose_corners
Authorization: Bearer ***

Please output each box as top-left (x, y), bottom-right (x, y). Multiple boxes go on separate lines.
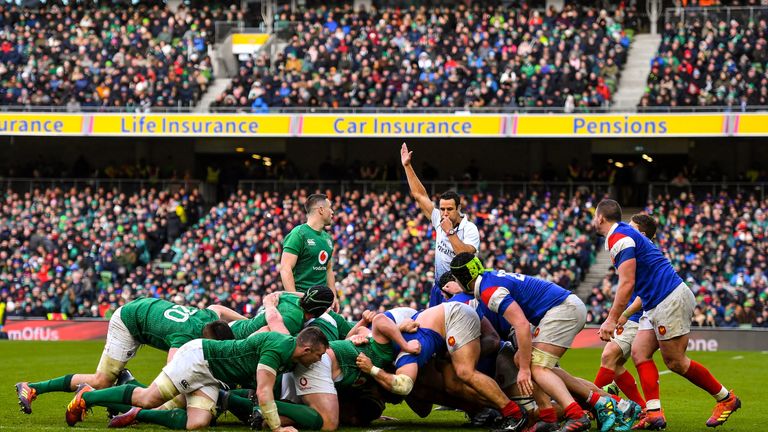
top-left (356, 352), bottom-right (373, 373)
top-left (517, 367), bottom-right (534, 396)
top-left (404, 339), bottom-right (421, 355)
top-left (599, 318), bottom-right (617, 342)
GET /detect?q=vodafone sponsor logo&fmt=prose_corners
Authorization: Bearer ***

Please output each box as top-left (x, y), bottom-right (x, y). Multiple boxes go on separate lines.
top-left (318, 250), bottom-right (329, 265)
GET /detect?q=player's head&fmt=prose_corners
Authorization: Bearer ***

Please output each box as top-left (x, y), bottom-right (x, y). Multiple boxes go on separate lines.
top-left (338, 386), bottom-right (386, 426)
top-left (630, 213), bottom-right (658, 239)
top-left (593, 199), bottom-right (622, 235)
top-left (438, 271), bottom-right (463, 300)
top-left (293, 327), bottom-right (329, 367)
top-left (202, 320), bottom-right (235, 340)
top-left (439, 190), bottom-right (462, 224)
top-left (300, 285), bottom-right (335, 318)
top-left (450, 252), bottom-right (486, 293)
top-left (305, 193), bottom-right (333, 226)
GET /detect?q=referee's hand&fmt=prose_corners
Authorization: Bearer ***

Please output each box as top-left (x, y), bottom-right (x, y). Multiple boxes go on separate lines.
top-left (400, 142), bottom-right (413, 167)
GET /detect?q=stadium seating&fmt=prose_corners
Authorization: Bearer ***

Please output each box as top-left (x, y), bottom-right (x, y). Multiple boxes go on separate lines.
top-left (639, 10), bottom-right (768, 109)
top-left (0, 187), bottom-right (201, 317)
top-left (586, 191), bottom-right (768, 328)
top-left (1, 187), bottom-right (597, 320)
top-left (0, 3), bottom-right (235, 108)
top-left (212, 3), bottom-right (633, 111)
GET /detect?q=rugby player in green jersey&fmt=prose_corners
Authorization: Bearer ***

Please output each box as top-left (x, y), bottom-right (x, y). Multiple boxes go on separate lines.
top-left (229, 285), bottom-right (335, 339)
top-left (16, 297), bottom-right (238, 414)
top-left (273, 307), bottom-right (421, 430)
top-left (65, 328), bottom-right (328, 430)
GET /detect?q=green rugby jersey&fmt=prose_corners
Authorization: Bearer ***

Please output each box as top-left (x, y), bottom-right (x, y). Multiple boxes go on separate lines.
top-left (309, 311), bottom-right (357, 341)
top-left (282, 223), bottom-right (334, 292)
top-left (230, 295), bottom-right (306, 339)
top-left (120, 297), bottom-right (219, 351)
top-left (203, 332), bottom-right (296, 388)
top-left (331, 338), bottom-right (393, 389)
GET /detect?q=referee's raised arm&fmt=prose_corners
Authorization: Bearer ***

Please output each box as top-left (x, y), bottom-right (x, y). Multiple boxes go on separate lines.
top-left (400, 142), bottom-right (435, 218)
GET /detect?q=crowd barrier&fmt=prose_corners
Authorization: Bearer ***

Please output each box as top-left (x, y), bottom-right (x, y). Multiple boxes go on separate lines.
top-left (2, 112), bottom-right (768, 138)
top-left (3, 319), bottom-right (767, 351)
top-left (574, 326), bottom-right (768, 352)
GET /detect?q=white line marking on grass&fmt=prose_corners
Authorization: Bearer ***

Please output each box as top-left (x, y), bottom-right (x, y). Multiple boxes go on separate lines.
top-left (368, 426), bottom-right (397, 432)
top-left (659, 370), bottom-right (673, 375)
top-left (731, 355), bottom-right (744, 360)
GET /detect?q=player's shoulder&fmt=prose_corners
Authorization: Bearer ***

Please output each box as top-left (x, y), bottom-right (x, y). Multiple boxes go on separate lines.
top-left (608, 223), bottom-right (640, 250)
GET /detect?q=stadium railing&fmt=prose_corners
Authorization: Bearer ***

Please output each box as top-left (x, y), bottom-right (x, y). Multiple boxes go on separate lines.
top-left (648, 182), bottom-right (767, 200)
top-left (237, 179), bottom-right (613, 198)
top-left (664, 5), bottom-right (768, 27)
top-left (0, 178), bottom-right (202, 196)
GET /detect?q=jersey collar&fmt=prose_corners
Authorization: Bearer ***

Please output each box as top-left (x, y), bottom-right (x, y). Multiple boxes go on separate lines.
top-left (604, 222), bottom-right (620, 251)
top-left (472, 274), bottom-right (484, 298)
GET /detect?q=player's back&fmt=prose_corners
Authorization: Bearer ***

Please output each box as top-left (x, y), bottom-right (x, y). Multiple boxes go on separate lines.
top-left (477, 270), bottom-right (570, 325)
top-left (203, 332), bottom-right (296, 388)
top-left (230, 294), bottom-right (306, 339)
top-left (383, 307), bottom-right (418, 324)
top-left (331, 338), bottom-right (393, 388)
top-left (608, 222), bottom-right (682, 310)
top-left (121, 297), bottom-right (219, 351)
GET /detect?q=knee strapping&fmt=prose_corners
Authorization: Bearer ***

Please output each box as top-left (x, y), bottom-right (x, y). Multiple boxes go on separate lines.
top-left (391, 374), bottom-right (414, 395)
top-left (96, 354), bottom-right (125, 383)
top-left (154, 373), bottom-right (180, 400)
top-left (187, 394), bottom-right (216, 416)
top-left (531, 348), bottom-right (560, 369)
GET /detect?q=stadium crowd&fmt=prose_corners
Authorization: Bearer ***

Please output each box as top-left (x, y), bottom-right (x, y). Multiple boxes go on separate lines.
top-left (639, 10), bottom-right (768, 109)
top-left (586, 191), bottom-right (768, 328)
top-left (0, 187), bottom-right (597, 322)
top-left (0, 2), bottom-right (244, 109)
top-left (0, 186), bottom-right (202, 318)
top-left (213, 2), bottom-right (634, 111)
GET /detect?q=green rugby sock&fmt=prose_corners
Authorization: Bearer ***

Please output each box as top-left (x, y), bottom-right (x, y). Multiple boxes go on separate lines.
top-left (136, 408), bottom-right (188, 429)
top-left (226, 393), bottom-right (255, 422)
top-left (124, 378), bottom-right (147, 388)
top-left (231, 388), bottom-right (252, 398)
top-left (276, 400), bottom-right (324, 430)
top-left (29, 374), bottom-right (74, 394)
top-left (82, 384), bottom-right (137, 408)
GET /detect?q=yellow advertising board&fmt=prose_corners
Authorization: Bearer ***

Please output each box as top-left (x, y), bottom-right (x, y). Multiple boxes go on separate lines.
top-left (515, 114), bottom-right (728, 137)
top-left (88, 114), bottom-right (292, 136)
top-left (300, 114), bottom-right (505, 137)
top-left (734, 113), bottom-right (768, 135)
top-left (0, 113), bottom-right (83, 135)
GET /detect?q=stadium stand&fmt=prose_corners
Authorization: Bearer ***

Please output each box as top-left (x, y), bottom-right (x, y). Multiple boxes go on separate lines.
top-left (586, 191), bottom-right (768, 328)
top-left (639, 8), bottom-right (768, 109)
top-left (212, 2), bottom-right (633, 111)
top-left (0, 187), bottom-right (597, 321)
top-left (0, 2), bottom-right (241, 109)
top-left (0, 187), bottom-right (201, 318)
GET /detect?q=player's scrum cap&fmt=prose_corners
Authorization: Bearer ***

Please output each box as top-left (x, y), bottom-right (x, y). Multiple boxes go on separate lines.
top-left (438, 271), bottom-right (456, 288)
top-left (300, 285), bottom-right (335, 317)
top-left (450, 252), bottom-right (486, 292)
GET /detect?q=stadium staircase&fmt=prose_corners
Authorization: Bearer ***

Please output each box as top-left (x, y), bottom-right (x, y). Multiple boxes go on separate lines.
top-left (195, 78), bottom-right (233, 112)
top-left (611, 34), bottom-right (661, 111)
top-left (576, 208), bottom-right (640, 300)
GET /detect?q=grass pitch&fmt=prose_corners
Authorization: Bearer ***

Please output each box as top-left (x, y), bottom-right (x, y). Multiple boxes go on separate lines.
top-left (0, 341), bottom-right (764, 431)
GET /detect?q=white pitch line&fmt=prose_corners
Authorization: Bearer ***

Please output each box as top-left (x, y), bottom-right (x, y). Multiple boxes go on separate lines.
top-left (659, 370), bottom-right (673, 375)
top-left (731, 355), bottom-right (744, 360)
